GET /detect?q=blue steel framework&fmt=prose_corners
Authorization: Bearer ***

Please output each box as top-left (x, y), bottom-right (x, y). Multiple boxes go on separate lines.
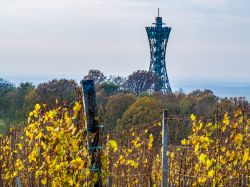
top-left (146, 9), bottom-right (172, 93)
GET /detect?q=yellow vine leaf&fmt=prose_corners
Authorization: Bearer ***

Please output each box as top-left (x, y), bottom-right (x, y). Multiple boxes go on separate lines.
top-left (220, 147), bottom-right (226, 152)
top-left (68, 176), bottom-right (74, 186)
top-left (147, 134), bottom-right (154, 150)
top-left (35, 131), bottom-right (42, 140)
top-left (208, 169), bottom-right (215, 177)
top-left (25, 130), bottom-right (33, 139)
top-left (242, 148), bottom-right (249, 165)
top-left (181, 139), bottom-right (186, 145)
top-left (198, 177), bottom-right (206, 184)
top-left (206, 159), bottom-right (212, 169)
top-left (233, 122), bottom-right (239, 129)
top-left (198, 153), bottom-right (206, 164)
top-left (195, 144), bottom-right (199, 153)
top-left (107, 140), bottom-right (118, 152)
top-left (41, 178), bottom-right (47, 185)
top-left (70, 157), bottom-right (84, 170)
top-left (35, 104), bottom-right (41, 111)
top-left (126, 160), bottom-right (139, 168)
top-left (170, 152), bottom-right (174, 159)
top-left (234, 133), bottom-right (243, 145)
top-left (73, 102), bottom-right (81, 112)
top-left (221, 125), bottom-right (226, 132)
top-left (191, 114), bottom-right (196, 121)
top-left (16, 143), bottom-right (22, 150)
top-left (223, 113), bottom-right (229, 126)
top-left (219, 156), bottom-right (226, 165)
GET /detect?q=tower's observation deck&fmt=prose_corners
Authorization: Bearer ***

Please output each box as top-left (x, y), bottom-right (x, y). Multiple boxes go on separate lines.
top-left (146, 9), bottom-right (172, 93)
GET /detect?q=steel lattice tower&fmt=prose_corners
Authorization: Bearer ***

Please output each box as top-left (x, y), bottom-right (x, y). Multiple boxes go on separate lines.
top-left (146, 9), bottom-right (172, 93)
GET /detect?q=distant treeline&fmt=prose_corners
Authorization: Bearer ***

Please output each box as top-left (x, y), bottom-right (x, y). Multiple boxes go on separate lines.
top-left (0, 69), bottom-right (248, 132)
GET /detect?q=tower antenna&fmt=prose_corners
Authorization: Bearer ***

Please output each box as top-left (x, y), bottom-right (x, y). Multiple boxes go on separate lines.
top-left (158, 8), bottom-right (160, 17)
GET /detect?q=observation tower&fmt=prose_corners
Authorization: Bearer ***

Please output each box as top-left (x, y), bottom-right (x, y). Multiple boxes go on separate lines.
top-left (146, 9), bottom-right (172, 93)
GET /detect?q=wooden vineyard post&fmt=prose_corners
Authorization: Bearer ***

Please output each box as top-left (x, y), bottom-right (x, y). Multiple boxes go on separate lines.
top-left (183, 176), bottom-right (188, 187)
top-left (81, 80), bottom-right (102, 187)
top-left (162, 109), bottom-right (168, 187)
top-left (108, 176), bottom-right (113, 187)
top-left (242, 174), bottom-right (247, 187)
top-left (106, 131), bottom-right (113, 187)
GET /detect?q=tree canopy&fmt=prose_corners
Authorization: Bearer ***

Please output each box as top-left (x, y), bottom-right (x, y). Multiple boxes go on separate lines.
top-left (104, 92), bottom-right (136, 130)
top-left (123, 70), bottom-right (158, 95)
top-left (0, 70), bottom-right (247, 133)
top-left (117, 96), bottom-right (162, 130)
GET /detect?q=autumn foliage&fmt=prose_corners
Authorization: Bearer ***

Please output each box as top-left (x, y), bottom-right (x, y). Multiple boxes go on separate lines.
top-left (0, 102), bottom-right (249, 186)
top-left (0, 102), bottom-right (93, 186)
top-left (168, 111), bottom-right (249, 186)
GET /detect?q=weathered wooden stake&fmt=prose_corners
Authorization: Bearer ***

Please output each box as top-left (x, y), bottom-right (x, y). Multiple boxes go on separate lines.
top-left (162, 109), bottom-right (168, 187)
top-left (242, 174), bottom-right (247, 187)
top-left (16, 177), bottom-right (22, 187)
top-left (106, 131), bottom-right (113, 187)
top-left (81, 80), bottom-right (102, 187)
top-left (183, 176), bottom-right (188, 187)
top-left (108, 176), bottom-right (113, 187)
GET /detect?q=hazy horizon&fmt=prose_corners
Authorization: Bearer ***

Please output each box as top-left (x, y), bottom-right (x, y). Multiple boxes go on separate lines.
top-left (2, 74), bottom-right (250, 101)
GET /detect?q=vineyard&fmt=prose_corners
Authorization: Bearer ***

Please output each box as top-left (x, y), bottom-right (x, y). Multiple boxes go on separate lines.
top-left (0, 99), bottom-right (249, 187)
top-left (97, 107), bottom-right (250, 186)
top-left (1, 0), bottom-right (249, 185)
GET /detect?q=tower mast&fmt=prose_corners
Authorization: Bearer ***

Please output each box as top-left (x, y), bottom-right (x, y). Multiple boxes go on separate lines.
top-left (146, 9), bottom-right (172, 93)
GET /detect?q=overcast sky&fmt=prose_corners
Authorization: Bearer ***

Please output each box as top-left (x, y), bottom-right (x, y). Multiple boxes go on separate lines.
top-left (0, 0), bottom-right (249, 81)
